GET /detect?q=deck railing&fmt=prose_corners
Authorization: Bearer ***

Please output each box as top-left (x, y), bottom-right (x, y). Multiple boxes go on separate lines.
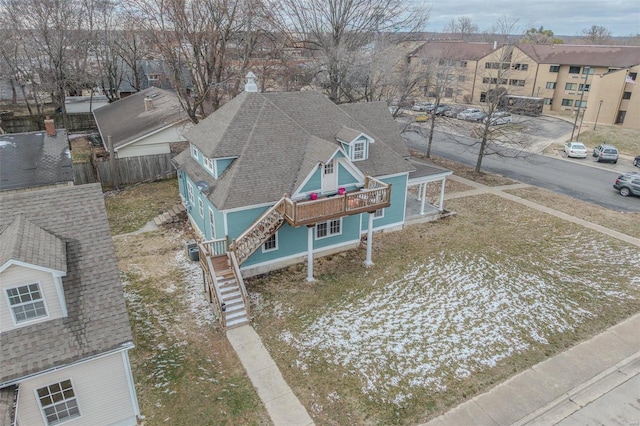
top-left (202, 238), bottom-right (229, 257)
top-left (283, 177), bottom-right (391, 226)
top-left (198, 243), bottom-right (225, 327)
top-left (228, 250), bottom-right (251, 320)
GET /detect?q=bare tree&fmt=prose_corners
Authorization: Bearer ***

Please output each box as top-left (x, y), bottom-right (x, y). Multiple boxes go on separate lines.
top-left (267, 0), bottom-right (429, 104)
top-left (581, 25), bottom-right (612, 45)
top-left (443, 16), bottom-right (478, 40)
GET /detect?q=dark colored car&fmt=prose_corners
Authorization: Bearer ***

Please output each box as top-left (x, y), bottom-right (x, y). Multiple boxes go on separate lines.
top-left (634, 155), bottom-right (640, 168)
top-left (434, 105), bottom-right (451, 116)
top-left (613, 172), bottom-right (640, 197)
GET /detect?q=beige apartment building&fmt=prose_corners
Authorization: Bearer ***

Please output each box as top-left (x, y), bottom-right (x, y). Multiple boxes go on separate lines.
top-left (406, 42), bottom-right (640, 129)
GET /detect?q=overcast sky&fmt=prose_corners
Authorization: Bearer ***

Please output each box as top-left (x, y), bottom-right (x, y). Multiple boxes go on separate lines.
top-left (424, 0), bottom-right (639, 37)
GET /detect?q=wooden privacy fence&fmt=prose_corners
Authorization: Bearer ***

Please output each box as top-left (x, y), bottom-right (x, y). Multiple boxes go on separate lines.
top-left (73, 153), bottom-right (175, 186)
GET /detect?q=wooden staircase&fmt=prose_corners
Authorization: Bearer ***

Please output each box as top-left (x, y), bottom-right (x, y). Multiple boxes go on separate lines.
top-left (200, 198), bottom-right (287, 329)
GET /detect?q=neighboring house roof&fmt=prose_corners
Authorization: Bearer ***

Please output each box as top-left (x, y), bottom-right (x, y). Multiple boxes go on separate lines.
top-left (0, 214), bottom-right (67, 274)
top-left (0, 184), bottom-right (133, 385)
top-left (176, 91), bottom-right (415, 210)
top-left (93, 87), bottom-right (190, 151)
top-left (409, 41), bottom-right (496, 60)
top-left (517, 44), bottom-right (640, 67)
top-left (0, 130), bottom-right (73, 192)
top-left (0, 386), bottom-right (16, 426)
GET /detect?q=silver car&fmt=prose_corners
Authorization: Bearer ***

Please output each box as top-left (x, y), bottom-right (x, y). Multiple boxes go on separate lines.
top-left (593, 144), bottom-right (619, 163)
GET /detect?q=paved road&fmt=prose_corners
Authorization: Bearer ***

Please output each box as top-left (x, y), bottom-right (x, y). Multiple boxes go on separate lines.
top-left (403, 127), bottom-right (640, 213)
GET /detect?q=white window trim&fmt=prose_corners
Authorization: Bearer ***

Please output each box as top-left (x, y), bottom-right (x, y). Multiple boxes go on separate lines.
top-left (373, 208), bottom-right (385, 219)
top-left (315, 218), bottom-right (342, 240)
top-left (35, 378), bottom-right (81, 426)
top-left (208, 207), bottom-right (216, 239)
top-left (187, 182), bottom-right (194, 205)
top-left (190, 144), bottom-right (199, 160)
top-left (203, 156), bottom-right (214, 173)
top-left (198, 198), bottom-right (204, 218)
top-left (262, 231), bottom-right (278, 253)
top-left (323, 162), bottom-right (334, 175)
top-left (5, 282), bottom-right (49, 326)
top-left (351, 140), bottom-right (366, 161)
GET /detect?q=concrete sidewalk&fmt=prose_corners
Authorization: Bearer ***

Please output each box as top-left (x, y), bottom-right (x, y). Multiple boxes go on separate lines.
top-left (423, 313), bottom-right (640, 426)
top-left (227, 325), bottom-right (314, 426)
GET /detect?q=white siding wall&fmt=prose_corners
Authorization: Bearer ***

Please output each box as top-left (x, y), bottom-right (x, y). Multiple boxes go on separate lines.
top-left (0, 265), bottom-right (62, 332)
top-left (15, 351), bottom-right (137, 426)
top-left (116, 122), bottom-right (191, 158)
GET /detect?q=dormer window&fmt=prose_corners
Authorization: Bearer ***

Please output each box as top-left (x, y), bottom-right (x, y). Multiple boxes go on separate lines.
top-left (204, 156), bottom-right (214, 173)
top-left (191, 144), bottom-right (199, 160)
top-left (352, 141), bottom-right (366, 161)
top-left (6, 283), bottom-right (48, 324)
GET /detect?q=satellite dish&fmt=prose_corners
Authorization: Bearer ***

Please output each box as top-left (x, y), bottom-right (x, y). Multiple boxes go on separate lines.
top-left (195, 180), bottom-right (209, 191)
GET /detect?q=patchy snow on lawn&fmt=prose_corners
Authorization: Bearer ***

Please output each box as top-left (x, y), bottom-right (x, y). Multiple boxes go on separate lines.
top-left (174, 249), bottom-right (216, 327)
top-left (279, 238), bottom-right (640, 405)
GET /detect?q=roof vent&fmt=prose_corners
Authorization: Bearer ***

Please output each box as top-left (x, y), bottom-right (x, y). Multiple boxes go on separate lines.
top-left (244, 72), bottom-right (258, 92)
top-left (144, 96), bottom-right (153, 111)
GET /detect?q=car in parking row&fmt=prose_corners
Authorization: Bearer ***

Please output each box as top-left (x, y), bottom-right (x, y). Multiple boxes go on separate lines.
top-left (592, 144), bottom-right (619, 163)
top-left (564, 142), bottom-right (588, 158)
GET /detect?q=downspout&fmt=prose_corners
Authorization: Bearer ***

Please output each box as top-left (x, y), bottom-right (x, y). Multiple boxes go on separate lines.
top-left (531, 63), bottom-right (540, 97)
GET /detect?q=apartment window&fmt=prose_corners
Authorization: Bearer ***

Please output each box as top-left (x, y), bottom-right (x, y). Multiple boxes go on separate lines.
top-left (629, 72), bottom-right (638, 82)
top-left (37, 380), bottom-right (80, 425)
top-left (480, 92), bottom-right (487, 102)
top-left (561, 99), bottom-right (573, 106)
top-left (187, 182), bottom-right (194, 204)
top-left (316, 219), bottom-right (341, 239)
top-left (485, 62), bottom-right (509, 69)
top-left (543, 98), bottom-right (552, 105)
top-left (546, 82), bottom-right (556, 89)
top-left (568, 66), bottom-right (581, 74)
top-left (582, 67), bottom-right (595, 75)
top-left (509, 79), bottom-right (526, 86)
top-left (458, 75), bottom-right (465, 82)
top-left (198, 198), bottom-right (204, 217)
top-left (565, 83), bottom-right (577, 90)
top-left (512, 63), bottom-right (528, 71)
top-left (190, 144), bottom-right (199, 160)
top-left (608, 67), bottom-right (621, 73)
top-left (623, 91), bottom-right (632, 100)
top-left (578, 84), bottom-right (590, 92)
top-left (549, 65), bottom-right (560, 73)
top-left (575, 100), bottom-right (587, 108)
top-left (147, 74), bottom-right (159, 81)
top-left (6, 283), bottom-right (47, 323)
top-left (263, 233), bottom-right (278, 252)
top-left (352, 141), bottom-right (366, 161)
top-left (483, 77), bottom-right (507, 84)
top-left (459, 60), bottom-right (468, 68)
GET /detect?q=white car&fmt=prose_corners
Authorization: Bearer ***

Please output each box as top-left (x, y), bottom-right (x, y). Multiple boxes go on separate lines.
top-left (564, 142), bottom-right (587, 158)
top-left (456, 108), bottom-right (482, 120)
top-left (485, 111), bottom-right (512, 125)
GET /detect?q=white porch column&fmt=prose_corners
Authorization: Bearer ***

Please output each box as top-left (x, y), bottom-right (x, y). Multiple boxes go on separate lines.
top-left (439, 178), bottom-right (446, 211)
top-left (306, 226), bottom-right (315, 282)
top-left (364, 213), bottom-right (374, 267)
top-left (420, 182), bottom-right (427, 215)
top-left (417, 183), bottom-right (423, 200)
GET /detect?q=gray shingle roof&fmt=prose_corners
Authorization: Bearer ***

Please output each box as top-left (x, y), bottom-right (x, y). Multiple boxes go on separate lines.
top-left (177, 91), bottom-right (414, 210)
top-left (0, 214), bottom-right (67, 274)
top-left (0, 184), bottom-right (133, 385)
top-left (0, 130), bottom-right (73, 191)
top-left (93, 87), bottom-right (190, 150)
top-left (517, 44), bottom-right (640, 67)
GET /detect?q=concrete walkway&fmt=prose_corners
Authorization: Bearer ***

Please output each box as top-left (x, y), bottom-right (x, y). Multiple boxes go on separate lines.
top-left (226, 326), bottom-right (314, 426)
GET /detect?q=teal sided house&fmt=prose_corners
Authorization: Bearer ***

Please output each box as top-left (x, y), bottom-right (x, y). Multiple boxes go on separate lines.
top-left (172, 74), bottom-right (451, 328)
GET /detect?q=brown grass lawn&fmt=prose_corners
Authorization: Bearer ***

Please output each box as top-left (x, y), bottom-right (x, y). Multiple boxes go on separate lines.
top-left (544, 125), bottom-right (640, 156)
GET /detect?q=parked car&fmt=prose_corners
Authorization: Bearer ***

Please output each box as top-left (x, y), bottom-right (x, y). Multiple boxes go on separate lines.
top-left (484, 111), bottom-right (512, 125)
top-left (564, 142), bottom-right (587, 158)
top-left (633, 155), bottom-right (640, 168)
top-left (456, 108), bottom-right (482, 120)
top-left (411, 102), bottom-right (435, 112)
top-left (434, 105), bottom-right (451, 116)
top-left (443, 106), bottom-right (465, 118)
top-left (613, 172), bottom-right (640, 197)
top-left (592, 144), bottom-right (619, 163)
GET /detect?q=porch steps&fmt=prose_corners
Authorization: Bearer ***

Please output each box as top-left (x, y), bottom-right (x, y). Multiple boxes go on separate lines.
top-left (217, 273), bottom-right (250, 328)
top-left (153, 204), bottom-right (186, 226)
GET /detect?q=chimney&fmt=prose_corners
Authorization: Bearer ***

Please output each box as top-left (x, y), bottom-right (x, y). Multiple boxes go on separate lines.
top-left (244, 72), bottom-right (258, 92)
top-left (144, 96), bottom-right (153, 111)
top-left (493, 40), bottom-right (497, 50)
top-left (44, 116), bottom-right (56, 136)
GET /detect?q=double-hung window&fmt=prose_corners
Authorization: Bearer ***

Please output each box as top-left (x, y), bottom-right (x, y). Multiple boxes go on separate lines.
top-left (187, 182), bottom-right (194, 205)
top-left (316, 219), bottom-right (341, 239)
top-left (190, 144), bottom-right (199, 160)
top-left (37, 380), bottom-right (80, 425)
top-left (6, 283), bottom-right (47, 323)
top-left (198, 198), bottom-right (204, 217)
top-left (352, 141), bottom-right (366, 161)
